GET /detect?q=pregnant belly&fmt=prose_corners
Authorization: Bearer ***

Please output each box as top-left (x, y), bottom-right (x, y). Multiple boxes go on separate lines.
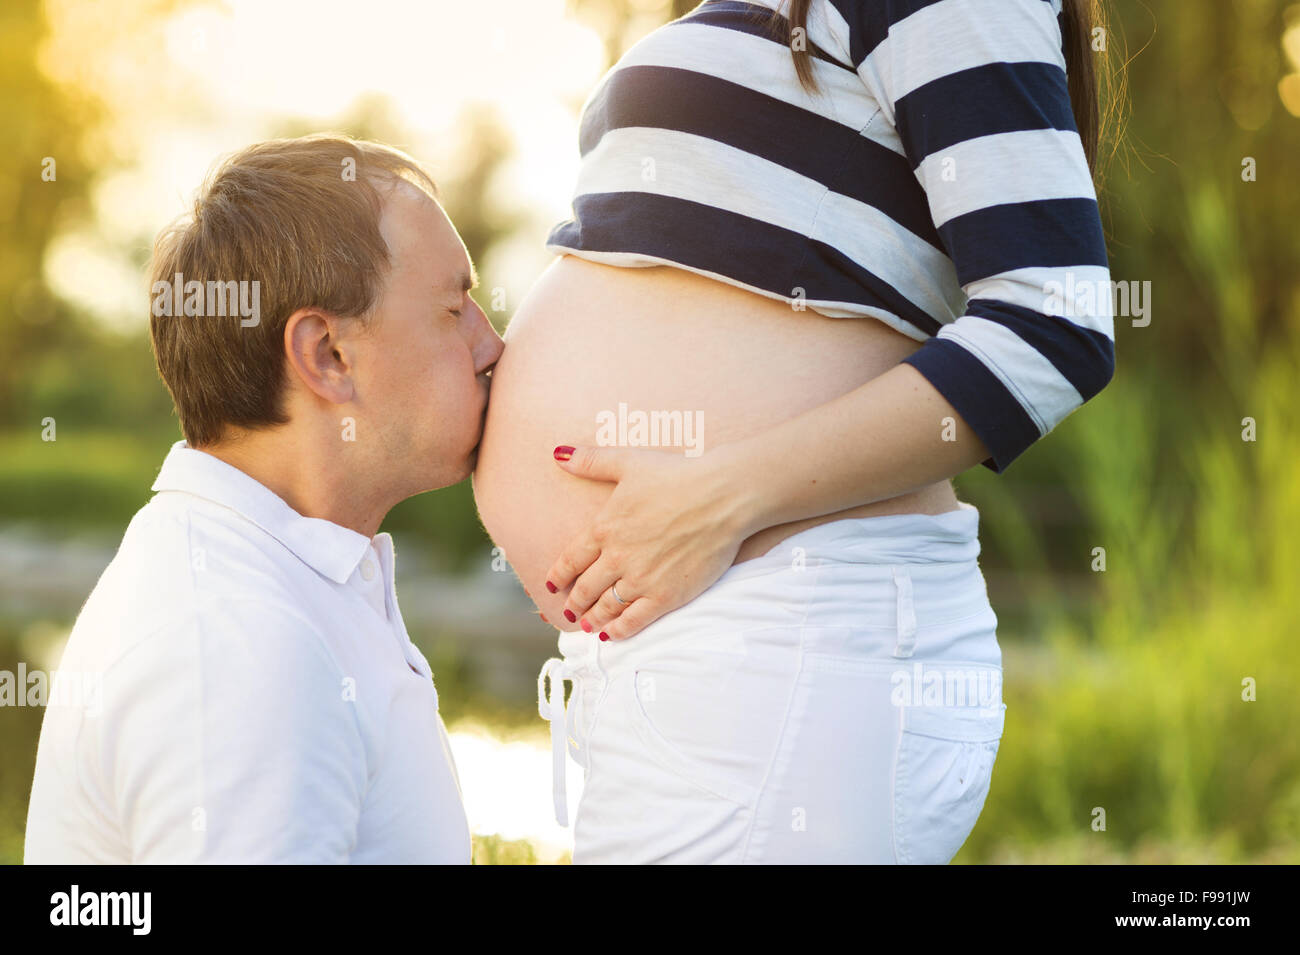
top-left (471, 255), bottom-right (959, 630)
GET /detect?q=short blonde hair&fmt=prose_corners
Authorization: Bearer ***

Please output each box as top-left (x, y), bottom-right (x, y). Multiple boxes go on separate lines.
top-left (149, 134), bottom-right (437, 447)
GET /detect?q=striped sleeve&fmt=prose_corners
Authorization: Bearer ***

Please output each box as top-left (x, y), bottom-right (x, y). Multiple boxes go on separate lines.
top-left (840, 0), bottom-right (1115, 472)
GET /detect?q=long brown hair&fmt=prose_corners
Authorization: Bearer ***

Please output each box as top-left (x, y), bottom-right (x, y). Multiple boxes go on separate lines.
top-left (777, 0), bottom-right (1123, 190)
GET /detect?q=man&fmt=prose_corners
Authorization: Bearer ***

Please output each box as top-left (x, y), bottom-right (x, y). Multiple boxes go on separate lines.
top-left (24, 135), bottom-right (502, 863)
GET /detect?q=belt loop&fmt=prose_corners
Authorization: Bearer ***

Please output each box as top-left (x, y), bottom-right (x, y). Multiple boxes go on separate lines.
top-left (891, 565), bottom-right (917, 658)
top-left (537, 658), bottom-right (572, 827)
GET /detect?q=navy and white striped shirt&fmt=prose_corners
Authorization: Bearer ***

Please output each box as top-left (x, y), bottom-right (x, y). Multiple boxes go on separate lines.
top-left (546, 0), bottom-right (1115, 472)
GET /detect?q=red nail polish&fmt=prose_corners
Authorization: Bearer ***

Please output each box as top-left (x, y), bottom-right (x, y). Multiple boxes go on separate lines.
top-left (580, 619), bottom-right (592, 633)
top-left (598, 632), bottom-right (609, 642)
top-left (545, 580), bottom-right (557, 593)
top-left (539, 613), bottom-right (549, 624)
top-left (553, 445), bottom-right (575, 461)
top-left (563, 609), bottom-right (576, 623)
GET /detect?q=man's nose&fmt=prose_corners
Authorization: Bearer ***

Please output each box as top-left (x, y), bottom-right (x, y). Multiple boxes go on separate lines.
top-left (475, 304), bottom-right (505, 369)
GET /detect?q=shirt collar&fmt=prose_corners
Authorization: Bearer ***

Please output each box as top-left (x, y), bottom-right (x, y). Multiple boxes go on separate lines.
top-left (151, 440), bottom-right (374, 585)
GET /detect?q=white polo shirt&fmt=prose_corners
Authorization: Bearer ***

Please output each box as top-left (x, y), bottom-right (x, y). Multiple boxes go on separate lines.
top-left (24, 442), bottom-right (471, 863)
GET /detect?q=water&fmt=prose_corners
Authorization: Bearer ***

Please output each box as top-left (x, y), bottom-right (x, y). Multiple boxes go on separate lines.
top-left (448, 725), bottom-right (584, 861)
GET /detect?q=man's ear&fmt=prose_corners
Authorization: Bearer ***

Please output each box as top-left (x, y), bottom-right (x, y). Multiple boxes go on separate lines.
top-left (283, 308), bottom-right (357, 405)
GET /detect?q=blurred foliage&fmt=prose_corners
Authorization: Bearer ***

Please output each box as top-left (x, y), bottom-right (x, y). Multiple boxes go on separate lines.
top-left (416, 634), bottom-right (540, 729)
top-left (948, 0), bottom-right (1300, 861)
top-left (0, 0), bottom-right (102, 426)
top-left (959, 341), bottom-right (1300, 862)
top-left (473, 833), bottom-right (563, 865)
top-left (0, 625), bottom-right (45, 866)
top-left (2, 0), bottom-right (1299, 863)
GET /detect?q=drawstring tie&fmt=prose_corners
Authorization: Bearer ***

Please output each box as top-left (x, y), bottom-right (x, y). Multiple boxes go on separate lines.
top-left (537, 657), bottom-right (574, 826)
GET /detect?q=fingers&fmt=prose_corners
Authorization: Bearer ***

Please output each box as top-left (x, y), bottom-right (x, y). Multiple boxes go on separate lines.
top-left (561, 554), bottom-right (621, 627)
top-left (580, 581), bottom-right (632, 634)
top-left (552, 444), bottom-right (627, 483)
top-left (544, 533), bottom-right (601, 597)
top-left (597, 597), bottom-right (664, 642)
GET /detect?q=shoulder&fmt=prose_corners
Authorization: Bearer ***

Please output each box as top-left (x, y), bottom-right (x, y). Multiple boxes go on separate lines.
top-left (825, 0), bottom-right (1064, 64)
top-left (66, 493), bottom-right (340, 683)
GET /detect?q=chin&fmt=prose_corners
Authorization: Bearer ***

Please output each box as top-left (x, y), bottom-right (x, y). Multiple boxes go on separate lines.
top-left (404, 461), bottom-right (463, 496)
top-left (441, 449), bottom-right (476, 488)
top-left (421, 433), bottom-right (478, 485)
top-left (448, 454), bottom-right (475, 487)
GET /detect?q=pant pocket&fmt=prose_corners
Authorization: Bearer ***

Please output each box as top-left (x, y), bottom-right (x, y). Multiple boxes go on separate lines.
top-left (625, 669), bottom-right (761, 809)
top-left (892, 701), bottom-right (1005, 864)
top-left (573, 669), bottom-right (758, 863)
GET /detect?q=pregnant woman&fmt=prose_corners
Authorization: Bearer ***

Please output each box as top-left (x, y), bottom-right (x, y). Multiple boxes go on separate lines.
top-left (473, 0), bottom-right (1116, 863)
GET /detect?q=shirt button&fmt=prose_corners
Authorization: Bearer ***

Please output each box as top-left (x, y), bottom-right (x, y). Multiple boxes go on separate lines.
top-left (360, 558), bottom-right (376, 582)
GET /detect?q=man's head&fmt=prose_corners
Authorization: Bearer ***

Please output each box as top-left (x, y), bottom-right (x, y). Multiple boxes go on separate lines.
top-left (149, 135), bottom-right (502, 503)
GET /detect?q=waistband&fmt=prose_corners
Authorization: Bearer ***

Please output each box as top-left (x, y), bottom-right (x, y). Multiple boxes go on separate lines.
top-left (537, 504), bottom-right (985, 827)
top-left (720, 502), bottom-right (981, 580)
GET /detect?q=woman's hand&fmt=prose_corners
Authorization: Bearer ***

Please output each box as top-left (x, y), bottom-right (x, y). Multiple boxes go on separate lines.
top-left (543, 443), bottom-right (756, 641)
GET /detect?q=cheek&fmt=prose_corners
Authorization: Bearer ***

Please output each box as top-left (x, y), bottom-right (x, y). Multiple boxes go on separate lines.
top-left (364, 333), bottom-right (437, 426)
top-left (418, 345), bottom-right (479, 434)
top-left (390, 331), bottom-right (443, 396)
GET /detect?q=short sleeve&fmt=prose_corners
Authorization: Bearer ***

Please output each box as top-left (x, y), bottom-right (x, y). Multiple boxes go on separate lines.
top-left (839, 0), bottom-right (1115, 471)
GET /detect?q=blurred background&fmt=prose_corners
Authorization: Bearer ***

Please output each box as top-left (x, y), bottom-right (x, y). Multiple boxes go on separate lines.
top-left (1, 0), bottom-right (1298, 864)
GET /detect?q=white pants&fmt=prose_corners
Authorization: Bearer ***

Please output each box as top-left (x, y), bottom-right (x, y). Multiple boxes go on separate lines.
top-left (537, 503), bottom-right (1006, 864)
